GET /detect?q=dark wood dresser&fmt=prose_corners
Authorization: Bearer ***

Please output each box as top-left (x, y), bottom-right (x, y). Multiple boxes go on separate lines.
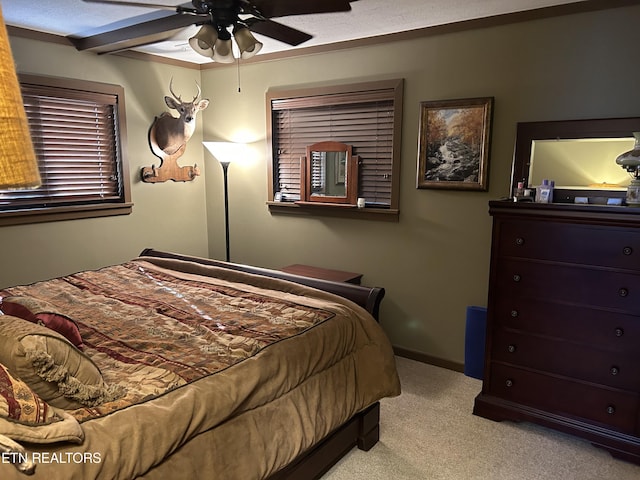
top-left (473, 200), bottom-right (640, 463)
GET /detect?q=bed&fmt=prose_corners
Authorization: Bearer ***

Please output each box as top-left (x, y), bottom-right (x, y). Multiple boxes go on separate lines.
top-left (0, 249), bottom-right (400, 479)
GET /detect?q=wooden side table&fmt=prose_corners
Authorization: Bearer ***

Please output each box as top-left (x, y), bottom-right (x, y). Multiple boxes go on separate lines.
top-left (280, 264), bottom-right (363, 285)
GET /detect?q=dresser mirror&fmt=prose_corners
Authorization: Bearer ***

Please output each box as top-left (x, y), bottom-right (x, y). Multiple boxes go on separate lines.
top-left (511, 117), bottom-right (640, 203)
top-left (300, 141), bottom-right (359, 205)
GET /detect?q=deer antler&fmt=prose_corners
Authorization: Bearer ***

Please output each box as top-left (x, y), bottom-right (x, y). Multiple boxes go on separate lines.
top-left (169, 78), bottom-right (201, 102)
top-left (169, 77), bottom-right (181, 102)
top-left (193, 82), bottom-right (201, 102)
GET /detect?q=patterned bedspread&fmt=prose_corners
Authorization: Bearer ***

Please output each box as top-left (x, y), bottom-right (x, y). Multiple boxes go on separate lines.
top-left (2, 260), bottom-right (337, 421)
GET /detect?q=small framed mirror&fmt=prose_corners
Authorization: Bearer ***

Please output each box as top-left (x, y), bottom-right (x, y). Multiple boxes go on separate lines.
top-left (512, 117), bottom-right (640, 204)
top-left (299, 141), bottom-right (359, 205)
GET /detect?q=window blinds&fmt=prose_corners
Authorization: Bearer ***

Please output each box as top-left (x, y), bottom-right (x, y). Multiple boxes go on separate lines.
top-left (271, 90), bottom-right (396, 206)
top-left (0, 84), bottom-right (123, 210)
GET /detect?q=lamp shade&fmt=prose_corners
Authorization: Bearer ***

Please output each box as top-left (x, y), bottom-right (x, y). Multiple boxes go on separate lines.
top-left (212, 37), bottom-right (234, 64)
top-left (203, 142), bottom-right (246, 166)
top-left (0, 7), bottom-right (40, 190)
top-left (188, 24), bottom-right (218, 57)
top-left (233, 26), bottom-right (263, 59)
top-left (616, 132), bottom-right (640, 172)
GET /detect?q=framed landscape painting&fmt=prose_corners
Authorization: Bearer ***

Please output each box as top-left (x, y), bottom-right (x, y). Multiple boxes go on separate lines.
top-left (416, 97), bottom-right (493, 190)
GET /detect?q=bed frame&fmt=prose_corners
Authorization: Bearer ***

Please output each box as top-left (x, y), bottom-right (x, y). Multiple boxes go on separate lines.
top-left (140, 249), bottom-right (386, 479)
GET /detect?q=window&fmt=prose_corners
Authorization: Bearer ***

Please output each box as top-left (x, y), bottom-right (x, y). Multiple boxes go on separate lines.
top-left (266, 79), bottom-right (403, 220)
top-left (0, 74), bottom-right (132, 225)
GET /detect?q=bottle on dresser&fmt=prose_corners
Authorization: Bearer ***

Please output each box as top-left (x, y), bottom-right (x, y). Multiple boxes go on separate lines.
top-left (535, 179), bottom-right (554, 203)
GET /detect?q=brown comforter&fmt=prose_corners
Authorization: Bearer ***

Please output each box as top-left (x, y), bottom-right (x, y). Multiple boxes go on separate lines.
top-left (0, 256), bottom-right (400, 479)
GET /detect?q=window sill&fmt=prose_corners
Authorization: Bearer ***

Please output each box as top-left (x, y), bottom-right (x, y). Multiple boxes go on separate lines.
top-left (0, 202), bottom-right (133, 226)
top-left (267, 201), bottom-right (399, 222)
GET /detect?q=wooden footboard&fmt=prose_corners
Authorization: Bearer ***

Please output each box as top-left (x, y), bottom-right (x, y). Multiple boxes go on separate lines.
top-left (139, 249), bottom-right (385, 321)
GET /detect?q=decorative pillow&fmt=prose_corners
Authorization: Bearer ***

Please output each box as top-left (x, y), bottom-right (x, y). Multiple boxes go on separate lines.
top-left (0, 315), bottom-right (124, 410)
top-left (0, 413), bottom-right (84, 445)
top-left (0, 362), bottom-right (84, 446)
top-left (0, 361), bottom-right (60, 425)
top-left (0, 296), bottom-right (84, 349)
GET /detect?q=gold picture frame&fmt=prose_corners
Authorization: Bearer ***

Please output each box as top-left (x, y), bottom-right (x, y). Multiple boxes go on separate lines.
top-left (417, 97), bottom-right (493, 190)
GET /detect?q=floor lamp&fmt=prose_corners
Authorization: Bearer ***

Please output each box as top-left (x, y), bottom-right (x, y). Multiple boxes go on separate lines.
top-left (203, 142), bottom-right (244, 262)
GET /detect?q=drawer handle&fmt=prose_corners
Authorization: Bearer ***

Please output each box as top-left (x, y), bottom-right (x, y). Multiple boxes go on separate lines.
top-left (507, 344), bottom-right (517, 353)
top-left (623, 246), bottom-right (633, 256)
top-left (510, 310), bottom-right (519, 318)
top-left (615, 327), bottom-right (625, 337)
top-left (619, 288), bottom-right (629, 297)
top-left (606, 405), bottom-right (616, 415)
top-left (513, 274), bottom-right (521, 282)
top-left (505, 379), bottom-right (514, 387)
top-left (610, 366), bottom-right (620, 376)
top-left (515, 237), bottom-right (525, 246)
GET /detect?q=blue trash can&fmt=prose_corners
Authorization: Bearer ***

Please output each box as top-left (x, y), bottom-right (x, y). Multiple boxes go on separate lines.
top-left (464, 306), bottom-right (487, 380)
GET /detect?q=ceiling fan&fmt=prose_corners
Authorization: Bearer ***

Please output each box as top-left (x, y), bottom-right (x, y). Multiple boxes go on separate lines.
top-left (69, 0), bottom-right (357, 62)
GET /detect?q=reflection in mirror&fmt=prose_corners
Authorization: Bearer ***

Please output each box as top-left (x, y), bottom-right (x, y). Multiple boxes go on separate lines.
top-left (530, 138), bottom-right (634, 189)
top-left (511, 117), bottom-right (640, 204)
top-left (310, 150), bottom-right (347, 198)
top-left (300, 141), bottom-right (359, 205)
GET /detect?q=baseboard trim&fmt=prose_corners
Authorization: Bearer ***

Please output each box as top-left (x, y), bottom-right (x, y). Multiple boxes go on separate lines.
top-left (393, 346), bottom-right (465, 373)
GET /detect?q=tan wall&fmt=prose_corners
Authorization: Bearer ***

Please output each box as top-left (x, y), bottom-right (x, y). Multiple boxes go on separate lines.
top-left (200, 5), bottom-right (640, 365)
top-left (1, 37), bottom-right (210, 287)
top-left (3, 5), bottom-right (639, 366)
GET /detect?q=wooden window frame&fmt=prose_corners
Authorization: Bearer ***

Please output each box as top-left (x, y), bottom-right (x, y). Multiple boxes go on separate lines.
top-left (0, 74), bottom-right (132, 226)
top-left (266, 79), bottom-right (403, 221)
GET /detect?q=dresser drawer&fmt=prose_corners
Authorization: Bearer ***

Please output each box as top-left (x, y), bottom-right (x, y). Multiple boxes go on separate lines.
top-left (491, 330), bottom-right (640, 391)
top-left (497, 220), bottom-right (640, 269)
top-left (492, 296), bottom-right (640, 353)
top-left (488, 363), bottom-right (639, 434)
top-left (496, 259), bottom-right (640, 313)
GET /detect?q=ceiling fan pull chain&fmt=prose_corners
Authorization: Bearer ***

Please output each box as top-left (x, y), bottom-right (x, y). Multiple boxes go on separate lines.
top-left (237, 56), bottom-right (242, 93)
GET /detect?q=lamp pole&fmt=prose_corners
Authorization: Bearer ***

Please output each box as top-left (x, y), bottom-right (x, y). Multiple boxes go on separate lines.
top-left (203, 141), bottom-right (246, 263)
top-left (221, 160), bottom-right (230, 262)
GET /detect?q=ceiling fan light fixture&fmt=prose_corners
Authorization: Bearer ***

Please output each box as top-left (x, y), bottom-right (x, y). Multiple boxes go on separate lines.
top-left (213, 37), bottom-right (235, 63)
top-left (69, 0), bottom-right (340, 62)
top-left (188, 24), bottom-right (218, 57)
top-left (233, 25), bottom-right (263, 59)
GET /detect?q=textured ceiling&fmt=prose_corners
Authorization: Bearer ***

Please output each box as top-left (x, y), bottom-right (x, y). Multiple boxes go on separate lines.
top-left (3, 0), bottom-right (590, 65)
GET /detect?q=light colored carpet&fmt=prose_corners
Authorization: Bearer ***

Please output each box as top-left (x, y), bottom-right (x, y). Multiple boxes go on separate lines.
top-left (323, 356), bottom-right (640, 479)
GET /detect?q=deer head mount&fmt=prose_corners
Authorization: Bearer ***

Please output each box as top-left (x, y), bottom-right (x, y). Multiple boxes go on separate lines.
top-left (142, 80), bottom-right (210, 183)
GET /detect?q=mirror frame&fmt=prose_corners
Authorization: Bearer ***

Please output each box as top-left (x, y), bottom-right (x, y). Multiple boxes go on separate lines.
top-left (300, 141), bottom-right (359, 205)
top-left (512, 117), bottom-right (640, 203)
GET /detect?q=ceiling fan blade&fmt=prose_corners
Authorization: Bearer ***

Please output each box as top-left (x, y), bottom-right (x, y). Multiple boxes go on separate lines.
top-left (81, 0), bottom-right (179, 10)
top-left (249, 19), bottom-right (312, 46)
top-left (252, 0), bottom-right (355, 18)
top-left (69, 12), bottom-right (209, 53)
